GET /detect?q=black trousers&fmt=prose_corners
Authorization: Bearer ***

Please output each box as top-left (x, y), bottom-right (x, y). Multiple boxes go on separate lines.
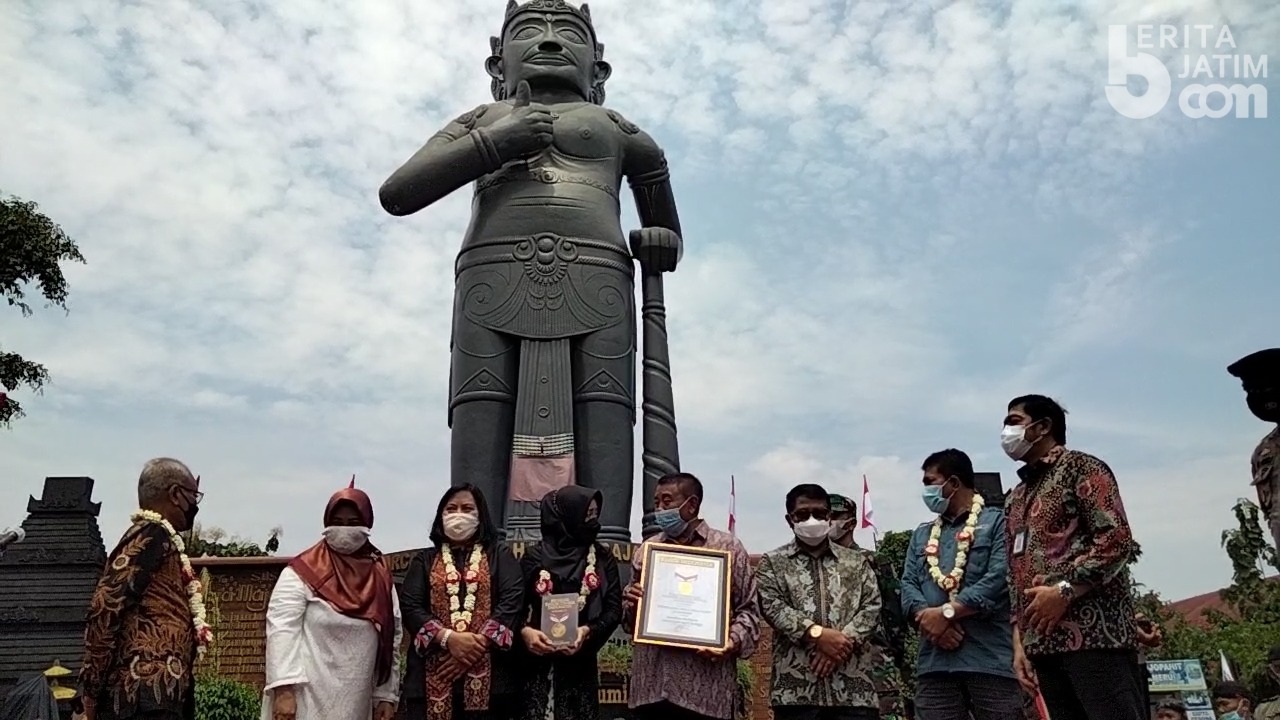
top-left (914, 672), bottom-right (1025, 720)
top-left (773, 706), bottom-right (880, 720)
top-left (1031, 650), bottom-right (1147, 720)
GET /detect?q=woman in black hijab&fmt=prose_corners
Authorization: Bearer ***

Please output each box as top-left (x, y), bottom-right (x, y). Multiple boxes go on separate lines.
top-left (518, 485), bottom-right (623, 720)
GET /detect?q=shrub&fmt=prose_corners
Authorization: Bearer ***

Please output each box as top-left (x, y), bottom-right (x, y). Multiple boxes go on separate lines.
top-left (195, 676), bottom-right (261, 720)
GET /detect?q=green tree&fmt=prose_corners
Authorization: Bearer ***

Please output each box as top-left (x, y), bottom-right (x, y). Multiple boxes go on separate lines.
top-left (1147, 499), bottom-right (1279, 698)
top-left (183, 524), bottom-right (282, 557)
top-left (0, 194), bottom-right (85, 426)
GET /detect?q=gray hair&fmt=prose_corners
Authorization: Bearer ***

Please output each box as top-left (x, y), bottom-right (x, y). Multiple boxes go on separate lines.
top-left (137, 457), bottom-right (194, 506)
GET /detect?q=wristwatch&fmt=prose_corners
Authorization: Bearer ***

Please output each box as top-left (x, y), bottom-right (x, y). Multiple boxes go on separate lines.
top-left (807, 624), bottom-right (823, 640)
top-left (1056, 580), bottom-right (1075, 599)
top-left (941, 603), bottom-right (956, 619)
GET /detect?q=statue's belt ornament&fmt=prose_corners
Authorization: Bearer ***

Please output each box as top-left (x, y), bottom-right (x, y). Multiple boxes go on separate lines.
top-left (456, 234), bottom-right (632, 339)
top-left (477, 166), bottom-right (618, 199)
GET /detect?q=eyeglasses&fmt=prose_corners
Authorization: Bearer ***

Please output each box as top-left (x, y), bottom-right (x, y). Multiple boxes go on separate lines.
top-left (791, 508), bottom-right (830, 522)
top-left (176, 486), bottom-right (204, 505)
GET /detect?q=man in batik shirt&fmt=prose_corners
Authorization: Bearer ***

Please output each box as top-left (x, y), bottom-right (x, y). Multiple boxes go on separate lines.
top-left (830, 494), bottom-right (908, 720)
top-left (1228, 348), bottom-right (1280, 552)
top-left (757, 484), bottom-right (883, 720)
top-left (623, 473), bottom-right (761, 720)
top-left (81, 458), bottom-right (204, 720)
top-left (1001, 395), bottom-right (1144, 720)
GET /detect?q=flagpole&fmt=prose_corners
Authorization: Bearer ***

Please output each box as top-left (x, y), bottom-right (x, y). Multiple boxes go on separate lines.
top-left (729, 475), bottom-right (737, 536)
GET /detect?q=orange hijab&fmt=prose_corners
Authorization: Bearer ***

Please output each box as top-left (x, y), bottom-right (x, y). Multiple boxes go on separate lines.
top-left (288, 484), bottom-right (396, 685)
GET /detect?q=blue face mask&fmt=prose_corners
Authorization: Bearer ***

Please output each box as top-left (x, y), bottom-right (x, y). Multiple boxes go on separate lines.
top-left (653, 499), bottom-right (690, 537)
top-left (1219, 712), bottom-right (1241, 720)
top-left (921, 484), bottom-right (952, 514)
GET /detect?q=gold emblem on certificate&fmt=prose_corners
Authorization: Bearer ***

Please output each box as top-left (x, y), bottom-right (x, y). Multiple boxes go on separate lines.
top-left (541, 593), bottom-right (579, 647)
top-left (633, 543), bottom-right (733, 652)
top-left (676, 572), bottom-right (697, 595)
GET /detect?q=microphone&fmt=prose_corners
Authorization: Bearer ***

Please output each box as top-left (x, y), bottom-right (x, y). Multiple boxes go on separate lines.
top-left (0, 527), bottom-right (25, 550)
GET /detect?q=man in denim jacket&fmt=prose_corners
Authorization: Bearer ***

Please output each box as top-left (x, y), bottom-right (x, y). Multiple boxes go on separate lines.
top-left (901, 449), bottom-right (1022, 720)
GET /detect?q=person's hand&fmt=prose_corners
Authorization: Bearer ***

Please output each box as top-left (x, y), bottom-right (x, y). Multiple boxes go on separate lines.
top-left (484, 80), bottom-right (554, 161)
top-left (629, 227), bottom-right (682, 275)
top-left (79, 707), bottom-right (94, 720)
top-left (916, 607), bottom-right (951, 640)
top-left (1024, 586), bottom-right (1070, 636)
top-left (272, 687), bottom-right (297, 720)
top-left (437, 657), bottom-right (469, 685)
top-left (1135, 616), bottom-right (1162, 648)
top-left (814, 628), bottom-right (854, 663)
top-left (696, 638), bottom-right (737, 662)
top-left (1013, 640), bottom-right (1038, 694)
top-left (374, 701), bottom-right (396, 720)
top-left (448, 631), bottom-right (487, 666)
top-left (810, 651), bottom-right (839, 678)
top-left (562, 625), bottom-right (591, 655)
top-left (522, 626), bottom-right (557, 656)
top-left (936, 625), bottom-right (965, 650)
top-left (623, 582), bottom-right (644, 607)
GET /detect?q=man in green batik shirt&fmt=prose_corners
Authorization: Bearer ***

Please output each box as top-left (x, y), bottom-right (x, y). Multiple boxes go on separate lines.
top-left (830, 494), bottom-right (909, 720)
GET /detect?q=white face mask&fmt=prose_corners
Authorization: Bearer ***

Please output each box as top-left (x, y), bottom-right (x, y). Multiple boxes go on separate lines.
top-left (443, 512), bottom-right (480, 542)
top-left (323, 526), bottom-right (370, 555)
top-left (793, 517), bottom-right (831, 546)
top-left (827, 517), bottom-right (853, 540)
top-left (1001, 424), bottom-right (1033, 461)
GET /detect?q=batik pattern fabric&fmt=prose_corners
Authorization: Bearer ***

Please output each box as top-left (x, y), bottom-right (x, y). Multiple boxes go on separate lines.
top-left (1252, 427), bottom-right (1280, 550)
top-left (1004, 447), bottom-right (1138, 657)
top-left (755, 541), bottom-right (883, 709)
top-left (80, 522), bottom-right (196, 718)
top-left (626, 523), bottom-right (761, 720)
top-left (424, 550), bottom-right (503, 720)
top-left (855, 546), bottom-right (908, 719)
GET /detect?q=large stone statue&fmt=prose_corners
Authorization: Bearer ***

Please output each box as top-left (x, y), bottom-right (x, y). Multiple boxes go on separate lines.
top-left (379, 0), bottom-right (682, 543)
top-left (1227, 348), bottom-right (1280, 551)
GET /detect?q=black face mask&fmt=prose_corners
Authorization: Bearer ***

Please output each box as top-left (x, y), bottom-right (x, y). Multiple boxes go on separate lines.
top-left (181, 501), bottom-right (200, 531)
top-left (173, 488), bottom-right (200, 531)
top-left (574, 518), bottom-right (601, 546)
top-left (1246, 388), bottom-right (1280, 423)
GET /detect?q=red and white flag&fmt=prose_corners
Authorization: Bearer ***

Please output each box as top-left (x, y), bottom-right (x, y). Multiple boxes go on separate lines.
top-left (861, 474), bottom-right (878, 539)
top-left (728, 475), bottom-right (737, 535)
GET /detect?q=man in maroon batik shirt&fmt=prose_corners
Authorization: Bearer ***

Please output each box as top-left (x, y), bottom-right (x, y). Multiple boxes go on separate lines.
top-left (1000, 395), bottom-right (1144, 720)
top-left (622, 473), bottom-right (761, 720)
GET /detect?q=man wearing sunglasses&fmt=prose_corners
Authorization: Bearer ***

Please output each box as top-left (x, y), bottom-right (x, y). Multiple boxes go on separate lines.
top-left (755, 484), bottom-right (883, 720)
top-left (80, 458), bottom-right (203, 720)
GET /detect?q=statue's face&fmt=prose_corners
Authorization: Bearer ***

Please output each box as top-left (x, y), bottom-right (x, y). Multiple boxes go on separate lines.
top-left (500, 11), bottom-right (597, 99)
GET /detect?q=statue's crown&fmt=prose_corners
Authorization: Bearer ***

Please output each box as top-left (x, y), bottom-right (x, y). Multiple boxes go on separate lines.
top-left (502, 0), bottom-right (594, 33)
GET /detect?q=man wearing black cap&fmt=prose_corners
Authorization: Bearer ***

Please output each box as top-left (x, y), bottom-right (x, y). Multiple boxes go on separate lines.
top-left (829, 493), bottom-right (909, 720)
top-left (1227, 348), bottom-right (1280, 551)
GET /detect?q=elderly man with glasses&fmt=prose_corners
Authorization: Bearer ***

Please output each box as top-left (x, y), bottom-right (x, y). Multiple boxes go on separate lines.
top-left (80, 458), bottom-right (205, 720)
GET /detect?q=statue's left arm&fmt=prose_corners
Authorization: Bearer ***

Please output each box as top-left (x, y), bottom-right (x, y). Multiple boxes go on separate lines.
top-left (619, 112), bottom-right (683, 271)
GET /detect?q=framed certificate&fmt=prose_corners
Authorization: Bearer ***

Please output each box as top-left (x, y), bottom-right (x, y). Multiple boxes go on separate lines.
top-left (633, 542), bottom-right (732, 651)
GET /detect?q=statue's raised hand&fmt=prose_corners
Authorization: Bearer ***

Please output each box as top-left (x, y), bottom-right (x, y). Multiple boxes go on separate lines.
top-left (485, 80), bottom-right (554, 161)
top-left (629, 227), bottom-right (682, 274)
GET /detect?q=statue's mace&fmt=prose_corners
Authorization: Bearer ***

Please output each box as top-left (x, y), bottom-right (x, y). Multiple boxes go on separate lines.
top-left (629, 229), bottom-right (681, 538)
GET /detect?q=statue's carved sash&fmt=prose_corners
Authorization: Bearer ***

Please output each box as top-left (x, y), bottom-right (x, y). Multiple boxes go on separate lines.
top-left (509, 337), bottom-right (576, 503)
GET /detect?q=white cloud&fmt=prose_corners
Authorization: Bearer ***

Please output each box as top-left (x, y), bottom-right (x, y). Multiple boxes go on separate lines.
top-left (1, 0), bottom-right (1276, 604)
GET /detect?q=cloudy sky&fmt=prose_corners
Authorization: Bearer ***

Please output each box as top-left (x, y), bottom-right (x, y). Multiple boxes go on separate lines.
top-left (2, 0), bottom-right (1277, 601)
